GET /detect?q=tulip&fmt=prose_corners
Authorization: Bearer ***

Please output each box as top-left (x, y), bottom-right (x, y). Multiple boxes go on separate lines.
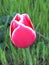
top-left (10, 13), bottom-right (36, 48)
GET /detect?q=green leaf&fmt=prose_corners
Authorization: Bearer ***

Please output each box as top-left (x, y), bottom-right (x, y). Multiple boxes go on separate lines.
top-left (0, 16), bottom-right (7, 25)
top-left (0, 26), bottom-right (6, 42)
top-left (0, 42), bottom-right (7, 50)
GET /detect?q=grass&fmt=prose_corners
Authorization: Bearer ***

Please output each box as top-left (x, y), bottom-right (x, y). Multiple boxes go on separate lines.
top-left (0, 0), bottom-right (49, 65)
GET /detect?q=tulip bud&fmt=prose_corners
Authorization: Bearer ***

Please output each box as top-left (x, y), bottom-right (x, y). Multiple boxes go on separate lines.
top-left (10, 13), bottom-right (36, 48)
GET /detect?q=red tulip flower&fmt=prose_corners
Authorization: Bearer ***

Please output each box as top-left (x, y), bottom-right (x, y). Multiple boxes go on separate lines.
top-left (10, 13), bottom-right (36, 48)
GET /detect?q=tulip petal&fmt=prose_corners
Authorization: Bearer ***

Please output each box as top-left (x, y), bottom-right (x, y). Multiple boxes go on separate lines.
top-left (12, 24), bottom-right (36, 48)
top-left (10, 20), bottom-right (19, 37)
top-left (15, 14), bottom-right (21, 21)
top-left (22, 14), bottom-right (34, 29)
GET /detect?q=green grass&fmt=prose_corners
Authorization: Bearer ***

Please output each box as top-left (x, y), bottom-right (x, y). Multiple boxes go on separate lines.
top-left (0, 0), bottom-right (49, 65)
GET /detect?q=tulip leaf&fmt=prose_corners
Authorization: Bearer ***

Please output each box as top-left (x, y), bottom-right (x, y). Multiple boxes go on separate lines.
top-left (0, 26), bottom-right (6, 42)
top-left (0, 42), bottom-right (7, 50)
top-left (0, 15), bottom-right (12, 26)
top-left (0, 16), bottom-right (7, 25)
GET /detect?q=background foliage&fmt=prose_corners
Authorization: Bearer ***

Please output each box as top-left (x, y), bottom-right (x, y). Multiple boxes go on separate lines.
top-left (0, 0), bottom-right (49, 65)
